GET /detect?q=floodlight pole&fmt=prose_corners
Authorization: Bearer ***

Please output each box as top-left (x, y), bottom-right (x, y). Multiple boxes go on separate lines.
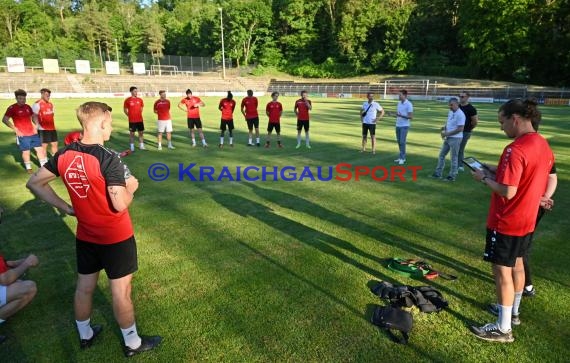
top-left (219, 7), bottom-right (226, 79)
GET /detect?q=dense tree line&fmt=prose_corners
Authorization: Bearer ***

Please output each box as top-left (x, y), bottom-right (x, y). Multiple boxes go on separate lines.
top-left (0, 0), bottom-right (568, 85)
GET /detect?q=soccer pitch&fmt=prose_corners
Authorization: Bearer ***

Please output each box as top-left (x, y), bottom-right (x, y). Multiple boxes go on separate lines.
top-left (1, 96), bottom-right (569, 362)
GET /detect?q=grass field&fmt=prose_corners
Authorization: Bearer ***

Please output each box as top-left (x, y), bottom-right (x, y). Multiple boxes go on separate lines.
top-left (0, 96), bottom-right (569, 362)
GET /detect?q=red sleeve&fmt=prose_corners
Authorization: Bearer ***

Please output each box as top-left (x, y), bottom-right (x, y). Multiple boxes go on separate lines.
top-left (497, 146), bottom-right (524, 187)
top-left (123, 98), bottom-right (128, 108)
top-left (4, 105), bottom-right (13, 118)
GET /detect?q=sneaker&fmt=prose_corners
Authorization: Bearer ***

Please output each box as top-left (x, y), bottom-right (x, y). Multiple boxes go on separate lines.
top-left (487, 303), bottom-right (521, 325)
top-left (469, 323), bottom-right (514, 343)
top-left (168, 145), bottom-right (175, 150)
top-left (398, 159), bottom-right (406, 165)
top-left (265, 143), bottom-right (270, 148)
top-left (296, 144), bottom-right (301, 149)
top-left (523, 287), bottom-right (536, 297)
top-left (26, 169), bottom-right (34, 175)
top-left (458, 166), bottom-right (465, 172)
top-left (256, 143), bottom-right (260, 147)
top-left (157, 145), bottom-right (162, 151)
top-left (230, 144), bottom-right (234, 148)
top-left (278, 143), bottom-right (284, 148)
top-left (192, 143), bottom-right (196, 148)
top-left (218, 144), bottom-right (223, 149)
top-left (306, 144), bottom-right (311, 149)
top-left (203, 143), bottom-right (208, 148)
top-left (247, 143), bottom-right (253, 147)
top-left (79, 324), bottom-right (103, 349)
top-left (394, 158), bottom-right (401, 163)
top-left (123, 335), bottom-right (162, 358)
top-left (139, 144), bottom-right (146, 150)
top-left (443, 176), bottom-right (456, 182)
top-left (430, 173), bottom-right (442, 178)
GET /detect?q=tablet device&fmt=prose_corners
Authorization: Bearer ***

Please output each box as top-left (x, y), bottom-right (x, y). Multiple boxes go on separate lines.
top-left (463, 157), bottom-right (496, 178)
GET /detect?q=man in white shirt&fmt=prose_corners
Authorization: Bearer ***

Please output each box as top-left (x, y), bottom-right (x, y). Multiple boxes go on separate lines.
top-left (395, 90), bottom-right (413, 165)
top-left (360, 92), bottom-right (384, 154)
top-left (432, 97), bottom-right (465, 181)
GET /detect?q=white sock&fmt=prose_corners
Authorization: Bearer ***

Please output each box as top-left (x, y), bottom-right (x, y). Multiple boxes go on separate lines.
top-left (220, 137), bottom-right (224, 145)
top-left (25, 162), bottom-right (32, 170)
top-left (256, 137), bottom-right (260, 143)
top-left (497, 304), bottom-right (512, 332)
top-left (158, 143), bottom-right (162, 148)
top-left (306, 132), bottom-right (310, 145)
top-left (512, 292), bottom-right (523, 315)
top-left (248, 138), bottom-right (252, 144)
top-left (40, 158), bottom-right (48, 167)
top-left (229, 137), bottom-right (233, 145)
top-left (192, 138), bottom-right (196, 145)
top-left (130, 143), bottom-right (134, 149)
top-left (525, 285), bottom-right (533, 291)
top-left (297, 134), bottom-right (301, 144)
top-left (121, 323), bottom-right (142, 349)
top-left (168, 141), bottom-right (172, 147)
top-left (202, 138), bottom-right (206, 145)
top-left (140, 143), bottom-right (144, 148)
top-left (76, 318), bottom-right (93, 340)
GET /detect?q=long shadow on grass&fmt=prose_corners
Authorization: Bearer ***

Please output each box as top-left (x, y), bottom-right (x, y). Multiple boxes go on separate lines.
top-left (245, 183), bottom-right (491, 286)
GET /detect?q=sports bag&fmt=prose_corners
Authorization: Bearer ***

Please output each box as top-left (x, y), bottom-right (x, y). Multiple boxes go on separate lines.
top-left (371, 305), bottom-right (413, 344)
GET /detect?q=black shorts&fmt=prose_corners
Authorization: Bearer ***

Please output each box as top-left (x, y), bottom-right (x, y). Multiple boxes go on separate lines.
top-left (362, 123), bottom-right (376, 137)
top-left (297, 120), bottom-right (310, 132)
top-left (484, 229), bottom-right (532, 267)
top-left (76, 236), bottom-right (138, 279)
top-left (220, 120), bottom-right (234, 131)
top-left (246, 117), bottom-right (260, 130)
top-left (267, 123), bottom-right (280, 133)
top-left (187, 118), bottom-right (202, 129)
top-left (39, 130), bottom-right (58, 143)
top-left (129, 122), bottom-right (145, 132)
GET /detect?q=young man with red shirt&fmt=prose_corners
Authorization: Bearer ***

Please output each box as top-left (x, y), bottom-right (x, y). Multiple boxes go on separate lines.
top-left (0, 249), bottom-right (38, 345)
top-left (153, 90), bottom-right (175, 150)
top-left (123, 86), bottom-right (145, 151)
top-left (294, 90), bottom-right (312, 149)
top-left (2, 89), bottom-right (47, 173)
top-left (32, 88), bottom-right (58, 156)
top-left (27, 102), bottom-right (161, 357)
top-left (470, 99), bottom-right (554, 343)
top-left (178, 89), bottom-right (208, 147)
top-left (265, 92), bottom-right (283, 148)
top-left (218, 91), bottom-right (236, 148)
top-left (241, 89), bottom-right (260, 147)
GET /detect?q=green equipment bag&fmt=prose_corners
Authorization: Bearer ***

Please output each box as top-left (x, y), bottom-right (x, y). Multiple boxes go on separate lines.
top-left (387, 258), bottom-right (431, 278)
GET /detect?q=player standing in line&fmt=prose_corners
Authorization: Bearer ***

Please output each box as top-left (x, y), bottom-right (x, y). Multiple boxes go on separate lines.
top-left (32, 88), bottom-right (59, 156)
top-left (2, 89), bottom-right (47, 173)
top-left (27, 102), bottom-right (162, 357)
top-left (360, 92), bottom-right (384, 154)
top-left (123, 86), bottom-right (145, 151)
top-left (178, 89), bottom-right (208, 147)
top-left (265, 92), bottom-right (283, 148)
top-left (395, 89), bottom-right (414, 165)
top-left (218, 91), bottom-right (236, 148)
top-left (241, 90), bottom-right (260, 146)
top-left (458, 91), bottom-right (479, 171)
top-left (153, 90), bottom-right (175, 150)
top-left (294, 90), bottom-right (312, 149)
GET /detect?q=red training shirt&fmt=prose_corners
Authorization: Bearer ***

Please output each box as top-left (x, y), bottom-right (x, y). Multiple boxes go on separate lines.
top-left (219, 98), bottom-right (236, 121)
top-left (44, 143), bottom-right (134, 244)
top-left (124, 97), bottom-right (144, 123)
top-left (180, 97), bottom-right (202, 119)
top-left (32, 99), bottom-right (56, 130)
top-left (266, 102), bottom-right (283, 124)
top-left (64, 131), bottom-right (82, 145)
top-left (487, 132), bottom-right (554, 236)
top-left (154, 99), bottom-right (171, 121)
top-left (241, 96), bottom-right (259, 119)
top-left (294, 98), bottom-right (311, 120)
top-left (0, 255), bottom-right (9, 274)
top-left (3, 103), bottom-right (36, 136)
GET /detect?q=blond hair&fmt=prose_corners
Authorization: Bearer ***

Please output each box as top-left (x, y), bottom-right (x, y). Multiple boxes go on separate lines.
top-left (76, 102), bottom-right (113, 126)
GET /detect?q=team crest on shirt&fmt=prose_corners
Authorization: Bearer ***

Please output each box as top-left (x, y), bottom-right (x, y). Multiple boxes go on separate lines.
top-left (64, 155), bottom-right (91, 198)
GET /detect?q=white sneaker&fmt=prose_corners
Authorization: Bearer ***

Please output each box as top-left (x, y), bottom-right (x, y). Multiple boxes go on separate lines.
top-left (394, 158), bottom-right (401, 163)
top-left (157, 145), bottom-right (162, 151)
top-left (168, 144), bottom-right (175, 149)
top-left (458, 166), bottom-right (465, 172)
top-left (398, 159), bottom-right (406, 165)
top-left (139, 144), bottom-right (146, 150)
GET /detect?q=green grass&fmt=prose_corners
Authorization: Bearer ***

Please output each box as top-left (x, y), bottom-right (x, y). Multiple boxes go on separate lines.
top-left (1, 96), bottom-right (569, 362)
